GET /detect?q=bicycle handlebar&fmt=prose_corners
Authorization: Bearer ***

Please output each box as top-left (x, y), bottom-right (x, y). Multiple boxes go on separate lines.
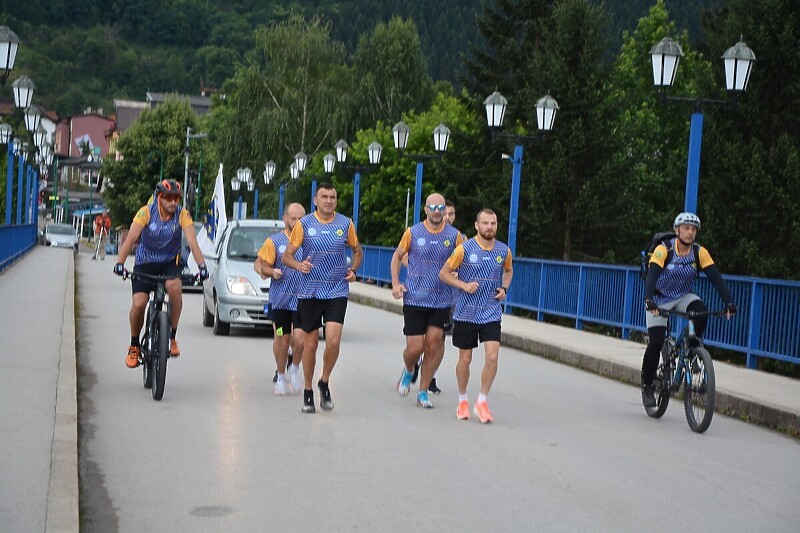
top-left (122, 271), bottom-right (200, 286)
top-left (655, 308), bottom-right (727, 319)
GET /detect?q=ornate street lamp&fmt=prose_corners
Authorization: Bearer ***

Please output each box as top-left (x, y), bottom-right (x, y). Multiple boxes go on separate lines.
top-left (294, 151), bottom-right (308, 173)
top-left (650, 36), bottom-right (755, 213)
top-left (323, 153), bottom-right (336, 174)
top-left (0, 123), bottom-right (12, 144)
top-left (484, 90), bottom-right (560, 256)
top-left (24, 104), bottom-right (42, 133)
top-left (335, 139), bottom-right (349, 163)
top-left (12, 75), bottom-right (34, 109)
top-left (0, 26), bottom-right (20, 86)
top-left (392, 120), bottom-right (450, 225)
top-left (33, 123), bottom-right (47, 148)
top-left (263, 161), bottom-right (276, 185)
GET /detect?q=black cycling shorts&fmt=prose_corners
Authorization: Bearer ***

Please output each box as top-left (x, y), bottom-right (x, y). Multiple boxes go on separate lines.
top-left (272, 309), bottom-right (300, 336)
top-left (403, 305), bottom-right (451, 336)
top-left (297, 297), bottom-right (348, 333)
top-left (131, 261), bottom-right (182, 295)
top-left (452, 320), bottom-right (502, 349)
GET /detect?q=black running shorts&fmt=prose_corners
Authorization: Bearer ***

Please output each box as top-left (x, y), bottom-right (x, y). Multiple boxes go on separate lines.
top-left (402, 305), bottom-right (451, 336)
top-left (131, 261), bottom-right (182, 294)
top-left (452, 320), bottom-right (502, 349)
top-left (297, 297), bottom-right (348, 333)
top-left (272, 309), bottom-right (300, 336)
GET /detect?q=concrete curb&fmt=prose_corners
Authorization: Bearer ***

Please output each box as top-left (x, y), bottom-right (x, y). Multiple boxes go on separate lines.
top-left (349, 282), bottom-right (800, 437)
top-left (46, 253), bottom-right (79, 533)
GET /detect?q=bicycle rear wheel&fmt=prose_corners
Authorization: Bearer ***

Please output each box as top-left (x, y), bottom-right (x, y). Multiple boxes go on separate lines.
top-left (645, 338), bottom-right (673, 418)
top-left (684, 346), bottom-right (715, 433)
top-left (151, 310), bottom-right (170, 401)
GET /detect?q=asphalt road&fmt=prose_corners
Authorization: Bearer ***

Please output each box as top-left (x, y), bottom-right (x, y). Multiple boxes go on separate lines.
top-left (77, 254), bottom-right (800, 532)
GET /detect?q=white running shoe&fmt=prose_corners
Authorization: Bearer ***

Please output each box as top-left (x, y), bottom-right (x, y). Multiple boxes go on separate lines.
top-left (290, 370), bottom-right (302, 394)
top-left (275, 379), bottom-right (288, 396)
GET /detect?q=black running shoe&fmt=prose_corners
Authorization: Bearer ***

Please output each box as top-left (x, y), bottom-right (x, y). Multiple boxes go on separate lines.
top-left (273, 370), bottom-right (279, 383)
top-left (318, 380), bottom-right (334, 411)
top-left (428, 378), bottom-right (441, 395)
top-left (302, 390), bottom-right (316, 413)
top-left (641, 384), bottom-right (656, 408)
top-left (411, 361), bottom-right (420, 384)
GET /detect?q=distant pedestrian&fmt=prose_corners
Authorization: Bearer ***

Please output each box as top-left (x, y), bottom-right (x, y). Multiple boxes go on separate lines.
top-left (281, 184), bottom-right (363, 414)
top-left (439, 209), bottom-right (513, 424)
top-left (93, 209), bottom-right (112, 260)
top-left (255, 202), bottom-right (306, 396)
top-left (391, 193), bottom-right (463, 409)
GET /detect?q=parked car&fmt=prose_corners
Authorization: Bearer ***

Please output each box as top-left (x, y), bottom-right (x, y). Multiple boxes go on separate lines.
top-left (201, 219), bottom-right (284, 335)
top-left (179, 222), bottom-right (205, 291)
top-left (43, 223), bottom-right (79, 252)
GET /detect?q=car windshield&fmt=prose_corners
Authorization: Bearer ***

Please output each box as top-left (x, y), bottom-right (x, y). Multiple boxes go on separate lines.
top-left (226, 226), bottom-right (280, 260)
top-left (47, 224), bottom-right (75, 235)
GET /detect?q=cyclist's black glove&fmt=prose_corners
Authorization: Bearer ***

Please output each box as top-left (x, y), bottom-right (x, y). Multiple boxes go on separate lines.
top-left (726, 302), bottom-right (738, 316)
top-left (644, 299), bottom-right (657, 312)
top-left (197, 262), bottom-right (209, 282)
top-left (113, 263), bottom-right (127, 277)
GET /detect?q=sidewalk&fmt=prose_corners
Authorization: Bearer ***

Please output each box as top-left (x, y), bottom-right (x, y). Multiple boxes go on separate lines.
top-left (348, 281), bottom-right (800, 436)
top-left (0, 246), bottom-right (78, 533)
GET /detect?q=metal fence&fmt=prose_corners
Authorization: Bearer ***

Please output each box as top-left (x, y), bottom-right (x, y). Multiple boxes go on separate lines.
top-left (0, 223), bottom-right (37, 273)
top-left (359, 244), bottom-right (800, 368)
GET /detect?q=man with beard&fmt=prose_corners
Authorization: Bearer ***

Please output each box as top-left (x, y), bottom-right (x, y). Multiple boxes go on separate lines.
top-left (282, 184), bottom-right (362, 414)
top-left (391, 193), bottom-right (463, 409)
top-left (439, 209), bottom-right (513, 424)
top-left (255, 202), bottom-right (306, 395)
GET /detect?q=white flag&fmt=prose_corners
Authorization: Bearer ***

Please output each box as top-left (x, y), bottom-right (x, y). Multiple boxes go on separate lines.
top-left (191, 163), bottom-right (227, 268)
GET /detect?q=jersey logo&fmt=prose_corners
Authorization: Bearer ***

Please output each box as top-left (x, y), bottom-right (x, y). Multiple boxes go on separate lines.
top-left (654, 249), bottom-right (665, 259)
top-left (496, 255), bottom-right (503, 263)
top-left (443, 239), bottom-right (451, 247)
top-left (469, 253), bottom-right (478, 263)
top-left (336, 228), bottom-right (344, 237)
top-left (308, 228), bottom-right (317, 236)
top-left (278, 245), bottom-right (286, 253)
top-left (416, 237), bottom-right (426, 246)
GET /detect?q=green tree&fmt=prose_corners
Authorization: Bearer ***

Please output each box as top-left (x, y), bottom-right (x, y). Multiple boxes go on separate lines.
top-left (102, 96), bottom-right (205, 224)
top-left (351, 17), bottom-right (434, 130)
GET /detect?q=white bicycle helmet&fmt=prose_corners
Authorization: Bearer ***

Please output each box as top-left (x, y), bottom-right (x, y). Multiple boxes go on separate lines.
top-left (674, 212), bottom-right (701, 230)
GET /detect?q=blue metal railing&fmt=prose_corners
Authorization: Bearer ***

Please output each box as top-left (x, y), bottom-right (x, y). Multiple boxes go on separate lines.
top-left (359, 244), bottom-right (800, 368)
top-left (0, 223), bottom-right (37, 273)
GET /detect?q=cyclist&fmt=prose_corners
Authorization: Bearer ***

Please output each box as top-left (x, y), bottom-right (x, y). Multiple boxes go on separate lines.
top-left (641, 212), bottom-right (737, 408)
top-left (113, 179), bottom-right (209, 368)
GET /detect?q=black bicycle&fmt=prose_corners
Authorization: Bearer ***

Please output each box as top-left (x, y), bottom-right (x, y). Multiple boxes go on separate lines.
top-left (645, 308), bottom-right (726, 433)
top-left (123, 271), bottom-right (196, 401)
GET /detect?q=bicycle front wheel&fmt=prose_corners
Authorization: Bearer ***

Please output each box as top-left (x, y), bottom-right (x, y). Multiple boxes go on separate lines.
top-left (151, 310), bottom-right (170, 401)
top-left (684, 347), bottom-right (716, 433)
top-left (646, 338), bottom-right (674, 418)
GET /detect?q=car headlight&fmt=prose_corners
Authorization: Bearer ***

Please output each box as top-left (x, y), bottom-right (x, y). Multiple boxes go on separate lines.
top-left (226, 276), bottom-right (258, 296)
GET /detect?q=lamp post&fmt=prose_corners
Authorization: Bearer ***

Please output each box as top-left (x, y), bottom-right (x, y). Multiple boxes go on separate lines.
top-left (392, 121), bottom-right (450, 225)
top-left (231, 168), bottom-right (246, 220)
top-left (255, 161), bottom-right (276, 219)
top-left (650, 36), bottom-right (755, 213)
top-left (1, 123), bottom-right (13, 225)
top-left (334, 139), bottom-right (382, 232)
top-left (84, 154), bottom-right (102, 241)
top-left (183, 127), bottom-right (207, 215)
top-left (484, 90), bottom-right (560, 257)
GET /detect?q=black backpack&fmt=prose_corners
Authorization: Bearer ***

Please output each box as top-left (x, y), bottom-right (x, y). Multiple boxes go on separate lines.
top-left (639, 232), bottom-right (700, 280)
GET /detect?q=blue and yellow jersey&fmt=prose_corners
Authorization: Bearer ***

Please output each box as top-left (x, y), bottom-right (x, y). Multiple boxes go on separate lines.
top-left (397, 221), bottom-right (463, 309)
top-left (447, 238), bottom-right (512, 324)
top-left (289, 211), bottom-right (358, 300)
top-left (132, 202), bottom-right (193, 265)
top-left (649, 238), bottom-right (714, 305)
top-left (257, 231), bottom-right (303, 311)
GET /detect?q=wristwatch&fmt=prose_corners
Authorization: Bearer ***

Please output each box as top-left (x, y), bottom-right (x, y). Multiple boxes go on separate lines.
top-left (500, 286), bottom-right (508, 292)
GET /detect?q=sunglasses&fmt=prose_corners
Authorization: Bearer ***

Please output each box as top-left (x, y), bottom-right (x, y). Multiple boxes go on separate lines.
top-left (427, 204), bottom-right (446, 212)
top-left (161, 195), bottom-right (181, 203)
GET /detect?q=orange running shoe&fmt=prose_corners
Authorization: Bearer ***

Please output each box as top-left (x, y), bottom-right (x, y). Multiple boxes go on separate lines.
top-left (126, 346), bottom-right (140, 368)
top-left (473, 401), bottom-right (493, 424)
top-left (456, 400), bottom-right (470, 420)
top-left (170, 338), bottom-right (180, 357)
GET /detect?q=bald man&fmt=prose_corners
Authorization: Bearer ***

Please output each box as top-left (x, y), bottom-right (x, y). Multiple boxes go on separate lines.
top-left (255, 202), bottom-right (306, 395)
top-left (390, 192), bottom-right (463, 409)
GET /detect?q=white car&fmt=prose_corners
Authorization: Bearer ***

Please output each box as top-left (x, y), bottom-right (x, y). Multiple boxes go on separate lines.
top-left (201, 219), bottom-right (284, 335)
top-left (43, 223), bottom-right (79, 252)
